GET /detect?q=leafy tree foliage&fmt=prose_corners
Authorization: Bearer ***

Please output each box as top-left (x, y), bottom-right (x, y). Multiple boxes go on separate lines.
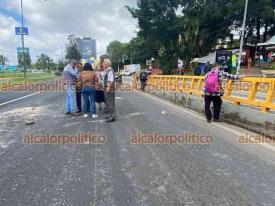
top-left (127, 0), bottom-right (180, 73)
top-left (123, 0), bottom-right (275, 73)
top-left (65, 37), bottom-right (82, 61)
top-left (36, 53), bottom-right (55, 72)
top-left (0, 55), bottom-right (8, 65)
top-left (56, 61), bottom-right (65, 72)
top-left (106, 41), bottom-right (128, 70)
top-left (18, 53), bottom-right (31, 68)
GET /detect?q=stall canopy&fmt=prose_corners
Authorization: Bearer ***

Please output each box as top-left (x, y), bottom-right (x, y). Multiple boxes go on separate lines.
top-left (193, 52), bottom-right (216, 64)
top-left (257, 35), bottom-right (275, 46)
top-left (192, 49), bottom-right (241, 65)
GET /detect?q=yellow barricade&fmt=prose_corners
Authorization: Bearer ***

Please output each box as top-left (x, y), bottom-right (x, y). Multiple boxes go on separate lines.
top-left (146, 75), bottom-right (275, 112)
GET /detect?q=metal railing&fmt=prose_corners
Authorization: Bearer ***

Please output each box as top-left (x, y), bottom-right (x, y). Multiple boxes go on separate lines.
top-left (144, 75), bottom-right (275, 112)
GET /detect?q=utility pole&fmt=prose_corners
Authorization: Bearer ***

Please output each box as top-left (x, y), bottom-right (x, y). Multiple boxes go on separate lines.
top-left (237, 0), bottom-right (249, 75)
top-left (60, 46), bottom-right (64, 63)
top-left (20, 0), bottom-right (26, 79)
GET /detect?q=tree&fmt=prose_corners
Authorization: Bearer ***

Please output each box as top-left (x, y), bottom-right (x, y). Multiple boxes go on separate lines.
top-left (227, 0), bottom-right (275, 45)
top-left (126, 36), bottom-right (156, 66)
top-left (126, 0), bottom-right (275, 72)
top-left (36, 53), bottom-right (55, 73)
top-left (65, 36), bottom-right (82, 61)
top-left (56, 60), bottom-right (65, 72)
top-left (18, 53), bottom-right (31, 68)
top-left (127, 0), bottom-right (180, 73)
top-left (106, 40), bottom-right (128, 71)
top-left (0, 55), bottom-right (8, 65)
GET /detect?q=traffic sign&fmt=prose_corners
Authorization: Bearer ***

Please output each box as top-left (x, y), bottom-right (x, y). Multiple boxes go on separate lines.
top-left (15, 27), bottom-right (29, 35)
top-left (17, 47), bottom-right (30, 55)
top-left (146, 60), bottom-right (152, 66)
top-left (178, 59), bottom-right (183, 69)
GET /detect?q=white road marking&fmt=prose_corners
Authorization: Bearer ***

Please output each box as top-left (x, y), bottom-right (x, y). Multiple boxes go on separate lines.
top-left (0, 93), bottom-right (39, 107)
top-left (88, 113), bottom-right (141, 123)
top-left (139, 91), bottom-right (275, 152)
top-left (0, 140), bottom-right (14, 149)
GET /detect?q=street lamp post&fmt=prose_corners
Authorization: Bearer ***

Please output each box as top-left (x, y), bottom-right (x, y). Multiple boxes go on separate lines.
top-left (237, 0), bottom-right (249, 75)
top-left (60, 46), bottom-right (64, 64)
top-left (20, 0), bottom-right (26, 78)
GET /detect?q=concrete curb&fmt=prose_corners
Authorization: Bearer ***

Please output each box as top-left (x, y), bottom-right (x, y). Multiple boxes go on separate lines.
top-left (147, 88), bottom-right (275, 137)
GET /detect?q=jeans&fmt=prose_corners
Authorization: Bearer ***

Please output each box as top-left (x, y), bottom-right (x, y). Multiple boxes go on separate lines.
top-left (204, 95), bottom-right (222, 120)
top-left (64, 85), bottom-right (76, 113)
top-left (82, 86), bottom-right (96, 115)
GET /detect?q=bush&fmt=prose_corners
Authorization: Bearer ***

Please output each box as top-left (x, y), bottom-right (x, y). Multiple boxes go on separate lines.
top-left (54, 71), bottom-right (62, 76)
top-left (255, 62), bottom-right (273, 70)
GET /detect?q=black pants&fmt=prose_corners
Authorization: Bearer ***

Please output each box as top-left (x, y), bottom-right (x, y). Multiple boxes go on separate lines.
top-left (76, 91), bottom-right (82, 112)
top-left (204, 96), bottom-right (222, 120)
top-left (141, 81), bottom-right (147, 91)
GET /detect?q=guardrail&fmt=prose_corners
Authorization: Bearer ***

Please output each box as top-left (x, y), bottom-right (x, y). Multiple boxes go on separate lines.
top-left (142, 75), bottom-right (275, 112)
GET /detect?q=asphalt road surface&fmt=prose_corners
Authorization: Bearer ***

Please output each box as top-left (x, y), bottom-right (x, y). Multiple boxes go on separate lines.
top-left (0, 82), bottom-right (275, 206)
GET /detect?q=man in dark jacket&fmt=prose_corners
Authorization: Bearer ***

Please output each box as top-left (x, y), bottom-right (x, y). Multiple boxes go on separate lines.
top-left (204, 61), bottom-right (212, 74)
top-left (140, 69), bottom-right (148, 91)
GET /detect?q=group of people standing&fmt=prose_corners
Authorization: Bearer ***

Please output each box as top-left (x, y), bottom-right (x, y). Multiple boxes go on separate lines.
top-left (62, 59), bottom-right (116, 123)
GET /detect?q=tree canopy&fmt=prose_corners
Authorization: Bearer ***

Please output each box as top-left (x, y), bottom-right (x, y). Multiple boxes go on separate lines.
top-left (0, 55), bottom-right (8, 65)
top-left (106, 40), bottom-right (128, 70)
top-left (18, 53), bottom-right (31, 68)
top-left (65, 37), bottom-right (82, 61)
top-left (120, 0), bottom-right (275, 73)
top-left (36, 53), bottom-right (55, 72)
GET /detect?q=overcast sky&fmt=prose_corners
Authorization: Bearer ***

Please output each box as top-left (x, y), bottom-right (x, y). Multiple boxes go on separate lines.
top-left (0, 0), bottom-right (138, 64)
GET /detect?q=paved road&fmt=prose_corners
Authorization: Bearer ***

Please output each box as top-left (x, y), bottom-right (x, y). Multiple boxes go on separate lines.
top-left (0, 83), bottom-right (275, 206)
top-left (0, 91), bottom-right (35, 105)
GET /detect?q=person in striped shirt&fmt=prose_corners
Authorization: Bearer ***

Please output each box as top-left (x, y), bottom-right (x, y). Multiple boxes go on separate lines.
top-left (204, 64), bottom-right (243, 123)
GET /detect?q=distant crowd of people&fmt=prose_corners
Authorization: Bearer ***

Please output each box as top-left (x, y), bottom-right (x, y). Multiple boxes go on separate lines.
top-left (62, 59), bottom-right (116, 123)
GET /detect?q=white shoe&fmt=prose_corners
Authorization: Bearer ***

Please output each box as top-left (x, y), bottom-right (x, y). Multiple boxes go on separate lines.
top-left (83, 114), bottom-right (89, 118)
top-left (92, 114), bottom-right (98, 119)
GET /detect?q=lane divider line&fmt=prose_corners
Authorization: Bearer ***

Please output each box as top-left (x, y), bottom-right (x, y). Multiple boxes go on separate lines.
top-left (0, 93), bottom-right (39, 107)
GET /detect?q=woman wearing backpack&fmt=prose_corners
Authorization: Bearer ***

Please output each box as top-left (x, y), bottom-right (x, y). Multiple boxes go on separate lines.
top-left (204, 64), bottom-right (242, 123)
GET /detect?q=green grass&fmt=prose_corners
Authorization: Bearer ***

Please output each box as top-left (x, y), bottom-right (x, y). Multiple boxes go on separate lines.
top-left (0, 72), bottom-right (58, 86)
top-left (0, 71), bottom-right (50, 78)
